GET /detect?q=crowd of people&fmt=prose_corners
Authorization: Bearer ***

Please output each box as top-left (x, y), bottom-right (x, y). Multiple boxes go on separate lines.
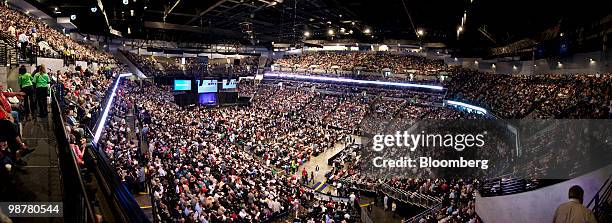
top-left (0, 4), bottom-right (115, 63)
top-left (274, 52), bottom-right (447, 75)
top-left (123, 51), bottom-right (260, 78)
top-left (87, 74), bottom-right (482, 222)
top-left (394, 178), bottom-right (479, 223)
top-left (447, 72), bottom-right (612, 119)
top-left (123, 51), bottom-right (164, 76)
top-left (1, 18), bottom-right (608, 221)
top-left (119, 83), bottom-right (308, 222)
top-left (274, 52), bottom-right (612, 119)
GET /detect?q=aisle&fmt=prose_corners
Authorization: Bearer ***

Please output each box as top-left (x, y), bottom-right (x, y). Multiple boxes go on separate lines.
top-left (1, 115), bottom-right (63, 223)
top-left (297, 135), bottom-right (361, 194)
top-left (126, 107), bottom-right (154, 222)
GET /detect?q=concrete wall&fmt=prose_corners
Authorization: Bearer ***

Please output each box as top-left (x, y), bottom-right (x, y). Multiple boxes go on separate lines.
top-left (0, 67), bottom-right (7, 89)
top-left (452, 50), bottom-right (611, 75)
top-left (6, 66), bottom-right (20, 91)
top-left (113, 51), bottom-right (146, 78)
top-left (476, 164), bottom-right (612, 223)
top-left (36, 57), bottom-right (65, 73)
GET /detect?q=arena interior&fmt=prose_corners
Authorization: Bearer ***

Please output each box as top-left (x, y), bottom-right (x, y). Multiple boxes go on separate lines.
top-left (0, 0), bottom-right (611, 222)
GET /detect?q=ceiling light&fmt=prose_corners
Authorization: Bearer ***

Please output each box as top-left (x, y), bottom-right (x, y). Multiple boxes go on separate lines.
top-left (416, 29), bottom-right (424, 37)
top-left (304, 31), bottom-right (310, 37)
top-left (328, 29), bottom-right (334, 35)
top-left (364, 28), bottom-right (371, 34)
top-left (91, 7), bottom-right (97, 13)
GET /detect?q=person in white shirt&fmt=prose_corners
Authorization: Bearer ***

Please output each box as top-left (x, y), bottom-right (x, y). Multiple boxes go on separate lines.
top-left (349, 192), bottom-right (356, 207)
top-left (18, 32), bottom-right (29, 44)
top-left (7, 25), bottom-right (15, 36)
top-left (553, 185), bottom-right (597, 223)
top-left (384, 195), bottom-right (388, 211)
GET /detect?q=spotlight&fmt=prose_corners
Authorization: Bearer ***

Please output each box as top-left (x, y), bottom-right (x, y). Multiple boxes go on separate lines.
top-left (364, 28), bottom-right (371, 34)
top-left (304, 31), bottom-right (310, 37)
top-left (70, 14), bottom-right (76, 20)
top-left (123, 0), bottom-right (129, 5)
top-left (90, 7), bottom-right (97, 13)
top-left (328, 29), bottom-right (334, 35)
top-left (416, 29), bottom-right (424, 37)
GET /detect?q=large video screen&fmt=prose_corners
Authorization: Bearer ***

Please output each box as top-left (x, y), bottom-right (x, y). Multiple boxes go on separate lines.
top-left (197, 80), bottom-right (218, 93)
top-left (198, 93), bottom-right (217, 105)
top-left (222, 79), bottom-right (237, 89)
top-left (173, 80), bottom-right (192, 91)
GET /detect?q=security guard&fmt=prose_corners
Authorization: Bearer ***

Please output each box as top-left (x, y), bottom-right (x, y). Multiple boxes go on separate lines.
top-left (17, 65), bottom-right (35, 117)
top-left (33, 64), bottom-right (50, 118)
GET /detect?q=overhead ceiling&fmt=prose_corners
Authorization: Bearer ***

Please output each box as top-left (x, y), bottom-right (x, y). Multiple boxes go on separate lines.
top-left (28, 0), bottom-right (612, 49)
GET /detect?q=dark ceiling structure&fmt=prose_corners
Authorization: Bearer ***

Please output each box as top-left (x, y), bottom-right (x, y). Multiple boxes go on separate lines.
top-left (30, 0), bottom-right (612, 54)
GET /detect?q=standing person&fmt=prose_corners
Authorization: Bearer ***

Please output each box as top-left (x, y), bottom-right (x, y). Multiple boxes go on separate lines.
top-left (349, 192), bottom-right (356, 209)
top-left (33, 65), bottom-right (50, 118)
top-left (383, 195), bottom-right (389, 211)
top-left (553, 185), bottom-right (597, 223)
top-left (608, 100), bottom-right (612, 119)
top-left (17, 65), bottom-right (35, 118)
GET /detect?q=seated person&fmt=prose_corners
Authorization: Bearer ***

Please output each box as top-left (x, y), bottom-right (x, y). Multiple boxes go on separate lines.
top-left (0, 86), bottom-right (34, 166)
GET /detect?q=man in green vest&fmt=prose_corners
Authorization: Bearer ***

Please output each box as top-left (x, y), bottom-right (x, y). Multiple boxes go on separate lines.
top-left (17, 65), bottom-right (36, 117)
top-left (33, 64), bottom-right (50, 118)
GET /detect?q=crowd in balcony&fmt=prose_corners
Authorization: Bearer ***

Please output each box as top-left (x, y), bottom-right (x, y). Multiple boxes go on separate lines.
top-left (0, 4), bottom-right (115, 63)
top-left (447, 72), bottom-right (612, 119)
top-left (274, 52), bottom-right (446, 75)
top-left (124, 51), bottom-right (260, 78)
top-left (123, 51), bottom-right (164, 76)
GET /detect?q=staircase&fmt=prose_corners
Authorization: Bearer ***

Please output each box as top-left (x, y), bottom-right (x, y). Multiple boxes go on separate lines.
top-left (587, 175), bottom-right (612, 223)
top-left (0, 40), bottom-right (18, 66)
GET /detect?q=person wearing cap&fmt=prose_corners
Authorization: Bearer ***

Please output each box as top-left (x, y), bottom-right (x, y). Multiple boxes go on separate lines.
top-left (33, 64), bottom-right (50, 118)
top-left (17, 65), bottom-right (35, 117)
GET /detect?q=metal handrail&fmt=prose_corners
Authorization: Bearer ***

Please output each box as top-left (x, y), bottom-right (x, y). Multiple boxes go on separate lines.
top-left (587, 175), bottom-right (612, 210)
top-left (50, 88), bottom-right (96, 222)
